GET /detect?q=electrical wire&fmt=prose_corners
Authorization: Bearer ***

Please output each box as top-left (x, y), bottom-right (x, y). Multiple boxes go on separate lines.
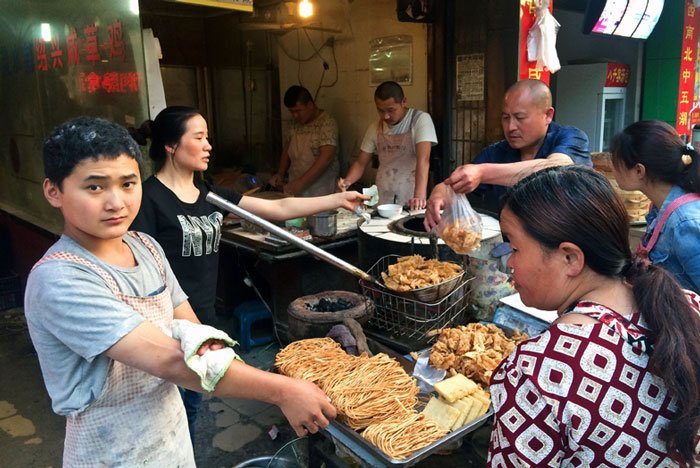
top-left (275, 32), bottom-right (319, 62)
top-left (300, 28), bottom-right (339, 99)
top-left (302, 28), bottom-right (325, 59)
top-left (313, 67), bottom-right (326, 103)
top-left (242, 265), bottom-right (283, 348)
top-left (297, 29), bottom-right (303, 87)
top-left (318, 40), bottom-right (339, 90)
top-left (274, 29), bottom-right (338, 95)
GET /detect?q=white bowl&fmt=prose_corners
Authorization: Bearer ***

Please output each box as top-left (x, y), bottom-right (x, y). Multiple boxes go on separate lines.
top-left (377, 203), bottom-right (403, 218)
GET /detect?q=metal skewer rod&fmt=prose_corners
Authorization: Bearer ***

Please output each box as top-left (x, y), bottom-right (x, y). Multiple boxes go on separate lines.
top-left (206, 191), bottom-right (374, 283)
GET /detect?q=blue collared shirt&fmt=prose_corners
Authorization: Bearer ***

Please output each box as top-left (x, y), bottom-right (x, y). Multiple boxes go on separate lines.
top-left (470, 122), bottom-right (591, 212)
top-left (644, 185), bottom-right (700, 293)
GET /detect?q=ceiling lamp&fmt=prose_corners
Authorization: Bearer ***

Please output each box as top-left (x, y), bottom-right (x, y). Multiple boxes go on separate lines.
top-left (298, 0), bottom-right (313, 18)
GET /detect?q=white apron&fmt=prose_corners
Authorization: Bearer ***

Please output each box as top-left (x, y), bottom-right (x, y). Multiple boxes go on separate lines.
top-left (375, 110), bottom-right (422, 206)
top-left (288, 125), bottom-right (338, 197)
top-left (35, 232), bottom-right (194, 468)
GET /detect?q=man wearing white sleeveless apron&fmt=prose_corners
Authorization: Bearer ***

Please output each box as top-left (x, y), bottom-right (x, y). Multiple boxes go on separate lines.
top-left (339, 81), bottom-right (437, 210)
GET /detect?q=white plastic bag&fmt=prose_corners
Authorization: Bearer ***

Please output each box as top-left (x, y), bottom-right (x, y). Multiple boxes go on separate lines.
top-left (435, 187), bottom-right (482, 254)
top-left (527, 0), bottom-right (561, 73)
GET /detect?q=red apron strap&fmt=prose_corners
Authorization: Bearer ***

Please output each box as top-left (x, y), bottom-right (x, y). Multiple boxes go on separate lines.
top-left (33, 252), bottom-right (121, 295)
top-left (636, 193), bottom-right (700, 257)
top-left (127, 231), bottom-right (167, 280)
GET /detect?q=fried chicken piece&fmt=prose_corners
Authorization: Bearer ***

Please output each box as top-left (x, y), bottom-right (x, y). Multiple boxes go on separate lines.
top-left (428, 323), bottom-right (528, 385)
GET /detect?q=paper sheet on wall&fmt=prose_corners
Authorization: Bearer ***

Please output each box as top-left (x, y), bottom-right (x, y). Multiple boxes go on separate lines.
top-left (456, 54), bottom-right (484, 101)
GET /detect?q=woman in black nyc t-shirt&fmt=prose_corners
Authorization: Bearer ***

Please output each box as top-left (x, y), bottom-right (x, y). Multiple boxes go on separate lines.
top-left (130, 106), bottom-right (367, 445)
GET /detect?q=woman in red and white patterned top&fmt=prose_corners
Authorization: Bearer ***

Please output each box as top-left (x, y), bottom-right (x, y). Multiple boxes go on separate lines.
top-left (488, 166), bottom-right (700, 467)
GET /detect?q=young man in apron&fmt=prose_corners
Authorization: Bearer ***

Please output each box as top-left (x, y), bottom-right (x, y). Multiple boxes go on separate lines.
top-left (25, 117), bottom-right (336, 467)
top-left (269, 85), bottom-right (339, 197)
top-left (338, 81), bottom-right (438, 210)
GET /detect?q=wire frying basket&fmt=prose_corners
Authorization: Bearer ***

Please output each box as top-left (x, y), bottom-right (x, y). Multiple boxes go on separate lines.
top-left (359, 255), bottom-right (473, 342)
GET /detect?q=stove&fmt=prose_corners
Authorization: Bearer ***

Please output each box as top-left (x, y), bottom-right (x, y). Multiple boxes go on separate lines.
top-left (357, 210), bottom-right (502, 269)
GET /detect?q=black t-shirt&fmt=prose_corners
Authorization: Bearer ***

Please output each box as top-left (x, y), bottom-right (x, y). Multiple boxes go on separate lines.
top-left (131, 176), bottom-right (242, 319)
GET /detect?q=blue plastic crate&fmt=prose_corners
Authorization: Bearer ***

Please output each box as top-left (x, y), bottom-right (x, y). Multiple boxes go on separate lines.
top-left (232, 300), bottom-right (274, 352)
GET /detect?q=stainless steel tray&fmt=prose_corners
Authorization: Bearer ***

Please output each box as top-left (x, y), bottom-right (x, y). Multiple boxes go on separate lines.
top-left (323, 406), bottom-right (493, 467)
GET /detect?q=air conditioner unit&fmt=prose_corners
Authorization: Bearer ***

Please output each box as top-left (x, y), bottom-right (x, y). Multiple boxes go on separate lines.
top-left (164, 0), bottom-right (253, 12)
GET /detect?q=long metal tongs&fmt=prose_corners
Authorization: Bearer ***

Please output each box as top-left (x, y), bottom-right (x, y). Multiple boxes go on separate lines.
top-left (206, 191), bottom-right (377, 284)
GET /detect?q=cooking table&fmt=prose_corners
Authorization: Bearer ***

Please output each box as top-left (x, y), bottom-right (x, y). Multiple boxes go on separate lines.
top-left (217, 209), bottom-right (364, 340)
top-left (221, 208), bottom-right (362, 260)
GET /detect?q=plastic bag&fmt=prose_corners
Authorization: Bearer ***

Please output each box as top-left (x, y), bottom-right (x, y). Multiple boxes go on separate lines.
top-left (526, 0), bottom-right (561, 73)
top-left (435, 187), bottom-right (482, 254)
top-left (466, 251), bottom-right (515, 321)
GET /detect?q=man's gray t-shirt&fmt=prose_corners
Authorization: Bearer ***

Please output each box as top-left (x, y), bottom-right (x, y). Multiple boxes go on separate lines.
top-left (25, 233), bottom-right (188, 416)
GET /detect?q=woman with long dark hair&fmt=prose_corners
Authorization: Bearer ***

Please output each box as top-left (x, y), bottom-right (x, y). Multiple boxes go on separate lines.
top-left (488, 166), bottom-right (700, 466)
top-left (130, 106), bottom-right (366, 445)
top-left (611, 119), bottom-right (700, 292)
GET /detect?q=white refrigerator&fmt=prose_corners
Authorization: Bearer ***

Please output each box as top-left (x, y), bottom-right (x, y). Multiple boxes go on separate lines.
top-left (555, 63), bottom-right (627, 152)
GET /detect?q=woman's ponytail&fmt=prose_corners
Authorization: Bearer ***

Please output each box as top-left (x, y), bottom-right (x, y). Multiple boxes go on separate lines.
top-left (630, 262), bottom-right (700, 463)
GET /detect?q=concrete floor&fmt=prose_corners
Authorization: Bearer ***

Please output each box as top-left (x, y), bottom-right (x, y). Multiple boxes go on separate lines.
top-left (0, 307), bottom-right (304, 468)
top-left (0, 307), bottom-right (489, 467)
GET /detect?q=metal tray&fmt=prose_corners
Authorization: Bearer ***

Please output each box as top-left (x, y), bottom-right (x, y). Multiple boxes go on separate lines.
top-left (324, 406), bottom-right (493, 467)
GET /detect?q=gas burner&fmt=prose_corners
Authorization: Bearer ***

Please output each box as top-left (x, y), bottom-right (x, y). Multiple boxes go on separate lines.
top-left (357, 212), bottom-right (502, 269)
top-left (389, 214), bottom-right (432, 238)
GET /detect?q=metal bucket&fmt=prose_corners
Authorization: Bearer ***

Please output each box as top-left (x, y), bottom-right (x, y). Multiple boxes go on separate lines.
top-left (308, 210), bottom-right (337, 237)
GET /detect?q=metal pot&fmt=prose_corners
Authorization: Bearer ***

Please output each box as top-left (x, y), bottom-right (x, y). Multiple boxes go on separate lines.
top-left (308, 210), bottom-right (337, 237)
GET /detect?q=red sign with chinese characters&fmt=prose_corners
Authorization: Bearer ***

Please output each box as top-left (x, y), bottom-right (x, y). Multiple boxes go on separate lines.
top-left (605, 63), bottom-right (630, 87)
top-left (677, 0), bottom-right (697, 136)
top-left (33, 19), bottom-right (138, 95)
top-left (518, 0), bottom-right (552, 85)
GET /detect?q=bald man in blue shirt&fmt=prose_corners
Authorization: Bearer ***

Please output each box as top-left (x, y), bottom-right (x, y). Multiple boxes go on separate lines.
top-left (425, 79), bottom-right (590, 228)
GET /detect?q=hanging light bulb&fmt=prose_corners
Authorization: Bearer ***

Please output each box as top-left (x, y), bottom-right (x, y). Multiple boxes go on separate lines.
top-left (298, 0), bottom-right (313, 18)
top-left (129, 0), bottom-right (140, 15)
top-left (40, 23), bottom-right (52, 42)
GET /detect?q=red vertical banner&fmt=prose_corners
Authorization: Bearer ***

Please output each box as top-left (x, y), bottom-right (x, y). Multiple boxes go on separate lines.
top-left (519, 0), bottom-right (552, 85)
top-left (677, 0), bottom-right (697, 136)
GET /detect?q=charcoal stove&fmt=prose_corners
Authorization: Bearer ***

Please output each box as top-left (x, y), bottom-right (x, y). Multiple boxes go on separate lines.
top-left (287, 291), bottom-right (374, 342)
